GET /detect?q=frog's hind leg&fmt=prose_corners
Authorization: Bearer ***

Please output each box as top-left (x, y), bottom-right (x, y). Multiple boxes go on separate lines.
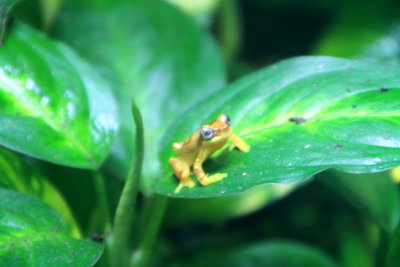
top-left (193, 151), bottom-right (227, 186)
top-left (169, 157), bottom-right (195, 193)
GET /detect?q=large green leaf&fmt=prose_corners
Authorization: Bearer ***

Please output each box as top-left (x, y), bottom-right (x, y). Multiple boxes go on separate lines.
top-left (0, 23), bottom-right (117, 168)
top-left (52, 0), bottom-right (225, 185)
top-left (155, 56), bottom-right (400, 198)
top-left (0, 188), bottom-right (103, 266)
top-left (210, 241), bottom-right (338, 267)
top-left (319, 170), bottom-right (400, 232)
top-left (0, 146), bottom-right (80, 237)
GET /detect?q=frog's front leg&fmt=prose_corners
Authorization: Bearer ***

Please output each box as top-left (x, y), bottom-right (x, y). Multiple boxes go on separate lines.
top-left (172, 142), bottom-right (183, 153)
top-left (229, 134), bottom-right (250, 152)
top-left (193, 150), bottom-right (227, 186)
top-left (170, 157), bottom-right (195, 193)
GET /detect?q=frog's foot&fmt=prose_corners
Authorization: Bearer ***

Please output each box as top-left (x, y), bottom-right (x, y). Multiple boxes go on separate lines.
top-left (174, 179), bottom-right (196, 193)
top-left (229, 143), bottom-right (250, 152)
top-left (199, 173), bottom-right (227, 186)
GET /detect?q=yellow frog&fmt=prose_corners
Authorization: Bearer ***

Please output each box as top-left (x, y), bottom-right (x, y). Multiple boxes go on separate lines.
top-left (169, 114), bottom-right (250, 193)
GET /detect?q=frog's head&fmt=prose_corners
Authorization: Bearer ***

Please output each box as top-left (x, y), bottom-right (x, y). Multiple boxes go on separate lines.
top-left (200, 114), bottom-right (232, 142)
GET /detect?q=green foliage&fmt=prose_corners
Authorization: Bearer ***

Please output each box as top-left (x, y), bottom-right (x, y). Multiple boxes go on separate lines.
top-left (320, 171), bottom-right (400, 233)
top-left (0, 0), bottom-right (399, 266)
top-left (156, 56), bottom-right (400, 198)
top-left (213, 241), bottom-right (339, 267)
top-left (52, 0), bottom-right (225, 187)
top-left (0, 188), bottom-right (103, 266)
top-left (0, 147), bottom-right (80, 237)
top-left (164, 183), bottom-right (298, 225)
top-left (0, 23), bottom-right (117, 168)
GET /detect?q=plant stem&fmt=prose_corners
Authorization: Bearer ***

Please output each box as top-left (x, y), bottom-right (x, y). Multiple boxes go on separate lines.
top-left (217, 0), bottom-right (241, 65)
top-left (109, 100), bottom-right (144, 267)
top-left (0, 0), bottom-right (19, 45)
top-left (130, 195), bottom-right (167, 267)
top-left (92, 171), bottom-right (112, 232)
top-left (375, 230), bottom-right (390, 267)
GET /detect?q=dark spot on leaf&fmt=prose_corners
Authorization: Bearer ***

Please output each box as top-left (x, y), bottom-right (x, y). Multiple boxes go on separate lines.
top-left (53, 226), bottom-right (61, 232)
top-left (347, 67), bottom-right (355, 71)
top-left (289, 117), bottom-right (306, 124)
top-left (352, 105), bottom-right (357, 109)
top-left (346, 89), bottom-right (352, 93)
top-left (379, 87), bottom-right (388, 93)
top-left (91, 233), bottom-right (104, 242)
top-left (334, 145), bottom-right (343, 149)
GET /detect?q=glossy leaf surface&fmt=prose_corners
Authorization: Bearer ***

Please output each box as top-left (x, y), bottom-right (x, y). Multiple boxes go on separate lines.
top-left (0, 23), bottom-right (117, 168)
top-left (214, 241), bottom-right (338, 267)
top-left (156, 56), bottom-right (400, 198)
top-left (319, 170), bottom-right (400, 232)
top-left (52, 0), bottom-right (225, 184)
top-left (0, 189), bottom-right (103, 266)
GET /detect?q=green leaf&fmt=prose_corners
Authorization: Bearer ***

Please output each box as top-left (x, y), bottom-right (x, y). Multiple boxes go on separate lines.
top-left (0, 146), bottom-right (80, 237)
top-left (0, 188), bottom-right (103, 266)
top-left (314, 0), bottom-right (400, 65)
top-left (38, 164), bottom-right (99, 234)
top-left (319, 170), bottom-right (400, 232)
top-left (338, 229), bottom-right (375, 267)
top-left (155, 56), bottom-right (400, 198)
top-left (387, 225), bottom-right (400, 267)
top-left (52, 0), bottom-right (225, 185)
top-left (213, 241), bottom-right (339, 267)
top-left (0, 23), bottom-right (118, 168)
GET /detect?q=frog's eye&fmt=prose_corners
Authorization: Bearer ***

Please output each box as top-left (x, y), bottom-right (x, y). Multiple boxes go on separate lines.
top-left (200, 126), bottom-right (214, 140)
top-left (221, 114), bottom-right (231, 125)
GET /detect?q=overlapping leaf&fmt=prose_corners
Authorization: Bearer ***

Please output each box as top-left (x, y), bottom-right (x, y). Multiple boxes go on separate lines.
top-left (155, 56), bottom-right (400, 198)
top-left (0, 23), bottom-right (117, 168)
top-left (0, 189), bottom-right (103, 266)
top-left (52, 0), bottom-right (225, 185)
top-left (0, 146), bottom-right (80, 237)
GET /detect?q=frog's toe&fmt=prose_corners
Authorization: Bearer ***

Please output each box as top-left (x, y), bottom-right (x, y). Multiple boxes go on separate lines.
top-left (210, 172), bottom-right (228, 182)
top-left (174, 179), bottom-right (196, 193)
top-left (200, 173), bottom-right (227, 186)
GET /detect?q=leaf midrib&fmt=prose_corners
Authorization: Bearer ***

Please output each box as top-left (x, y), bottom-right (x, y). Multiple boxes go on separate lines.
top-left (0, 70), bottom-right (96, 166)
top-left (239, 85), bottom-right (399, 137)
top-left (241, 113), bottom-right (399, 137)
